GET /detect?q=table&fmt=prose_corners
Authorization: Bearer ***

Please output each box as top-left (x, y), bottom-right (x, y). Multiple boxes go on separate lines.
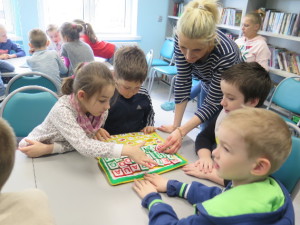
top-left (4, 132), bottom-right (217, 225)
top-left (1, 57), bottom-right (31, 78)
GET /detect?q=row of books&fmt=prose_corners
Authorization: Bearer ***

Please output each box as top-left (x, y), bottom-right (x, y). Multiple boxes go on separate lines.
top-left (269, 46), bottom-right (300, 75)
top-left (219, 7), bottom-right (242, 27)
top-left (261, 10), bottom-right (300, 36)
top-left (173, 3), bottom-right (184, 17)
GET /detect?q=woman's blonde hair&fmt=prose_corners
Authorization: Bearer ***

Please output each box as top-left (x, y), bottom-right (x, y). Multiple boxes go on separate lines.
top-left (177, 0), bottom-right (220, 42)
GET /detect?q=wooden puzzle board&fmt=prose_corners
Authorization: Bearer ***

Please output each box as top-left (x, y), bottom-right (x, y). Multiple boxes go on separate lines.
top-left (98, 132), bottom-right (187, 185)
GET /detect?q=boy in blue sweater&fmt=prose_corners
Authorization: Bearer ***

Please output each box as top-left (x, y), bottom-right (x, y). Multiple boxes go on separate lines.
top-left (0, 24), bottom-right (25, 59)
top-left (133, 108), bottom-right (294, 225)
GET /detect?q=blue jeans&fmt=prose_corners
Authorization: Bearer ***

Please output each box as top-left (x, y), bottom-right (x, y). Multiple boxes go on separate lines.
top-left (190, 81), bottom-right (220, 131)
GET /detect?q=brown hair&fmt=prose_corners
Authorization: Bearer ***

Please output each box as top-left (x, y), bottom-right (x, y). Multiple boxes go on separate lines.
top-left (60, 22), bottom-right (83, 42)
top-left (220, 108), bottom-right (291, 174)
top-left (0, 118), bottom-right (16, 191)
top-left (221, 62), bottom-right (272, 107)
top-left (114, 46), bottom-right (148, 83)
top-left (29, 29), bottom-right (48, 49)
top-left (61, 61), bottom-right (114, 99)
top-left (73, 19), bottom-right (97, 44)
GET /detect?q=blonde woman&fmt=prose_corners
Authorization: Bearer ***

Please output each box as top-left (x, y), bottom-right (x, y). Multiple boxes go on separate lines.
top-left (158, 0), bottom-right (242, 153)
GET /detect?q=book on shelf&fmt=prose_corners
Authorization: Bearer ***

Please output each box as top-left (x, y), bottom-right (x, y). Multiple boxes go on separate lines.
top-left (292, 13), bottom-right (300, 36)
top-left (219, 7), bottom-right (242, 27)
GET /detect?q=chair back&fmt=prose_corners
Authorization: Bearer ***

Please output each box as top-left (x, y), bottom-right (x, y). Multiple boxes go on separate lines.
top-left (5, 71), bottom-right (60, 95)
top-left (0, 86), bottom-right (58, 137)
top-left (160, 39), bottom-right (175, 61)
top-left (267, 77), bottom-right (300, 114)
top-left (272, 123), bottom-right (300, 200)
top-left (146, 49), bottom-right (154, 74)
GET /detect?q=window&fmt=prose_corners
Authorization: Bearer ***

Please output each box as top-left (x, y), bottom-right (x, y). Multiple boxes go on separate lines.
top-left (38, 0), bottom-right (138, 39)
top-left (0, 0), bottom-right (14, 33)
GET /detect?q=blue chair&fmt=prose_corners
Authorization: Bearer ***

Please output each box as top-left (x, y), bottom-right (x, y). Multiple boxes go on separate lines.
top-left (5, 71), bottom-right (60, 95)
top-left (266, 76), bottom-right (300, 125)
top-left (147, 39), bottom-right (175, 92)
top-left (143, 49), bottom-right (154, 88)
top-left (272, 122), bottom-right (300, 201)
top-left (0, 86), bottom-right (58, 137)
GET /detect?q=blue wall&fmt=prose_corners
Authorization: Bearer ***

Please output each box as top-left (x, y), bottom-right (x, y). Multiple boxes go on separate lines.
top-left (14, 0), bottom-right (168, 58)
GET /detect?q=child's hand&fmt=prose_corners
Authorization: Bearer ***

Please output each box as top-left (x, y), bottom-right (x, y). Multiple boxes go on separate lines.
top-left (141, 126), bottom-right (157, 134)
top-left (132, 179), bottom-right (157, 199)
top-left (0, 54), bottom-right (9, 60)
top-left (144, 173), bottom-right (168, 193)
top-left (94, 128), bottom-right (111, 141)
top-left (8, 54), bottom-right (17, 59)
top-left (195, 157), bottom-right (214, 173)
top-left (122, 142), bottom-right (158, 168)
top-left (157, 124), bottom-right (176, 133)
top-left (18, 139), bottom-right (53, 157)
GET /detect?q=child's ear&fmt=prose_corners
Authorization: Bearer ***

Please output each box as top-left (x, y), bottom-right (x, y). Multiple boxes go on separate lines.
top-left (251, 158), bottom-right (271, 176)
top-left (246, 98), bottom-right (259, 107)
top-left (46, 40), bottom-right (50, 47)
top-left (28, 43), bottom-right (33, 48)
top-left (77, 90), bottom-right (86, 101)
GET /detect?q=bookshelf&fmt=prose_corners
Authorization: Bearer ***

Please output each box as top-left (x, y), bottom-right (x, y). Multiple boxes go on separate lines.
top-left (166, 0), bottom-right (300, 78)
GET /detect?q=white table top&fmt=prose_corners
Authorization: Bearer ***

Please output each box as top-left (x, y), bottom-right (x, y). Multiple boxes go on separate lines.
top-left (3, 131), bottom-right (217, 225)
top-left (1, 57), bottom-right (31, 77)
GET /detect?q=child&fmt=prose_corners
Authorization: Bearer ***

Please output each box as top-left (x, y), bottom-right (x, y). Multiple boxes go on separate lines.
top-left (0, 60), bottom-right (15, 99)
top-left (183, 62), bottom-right (272, 186)
top-left (133, 108), bottom-right (294, 224)
top-left (73, 19), bottom-right (116, 64)
top-left (60, 22), bottom-right (94, 75)
top-left (96, 46), bottom-right (155, 139)
top-left (0, 118), bottom-right (55, 225)
top-left (27, 29), bottom-right (68, 87)
top-left (18, 62), bottom-right (156, 168)
top-left (0, 24), bottom-right (25, 59)
top-left (46, 24), bottom-right (63, 55)
top-left (235, 12), bottom-right (271, 71)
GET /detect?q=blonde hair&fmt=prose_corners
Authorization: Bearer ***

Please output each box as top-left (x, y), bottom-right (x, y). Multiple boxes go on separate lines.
top-left (0, 118), bottom-right (16, 191)
top-left (176, 0), bottom-right (220, 42)
top-left (245, 12), bottom-right (262, 27)
top-left (220, 108), bottom-right (292, 174)
top-left (29, 29), bottom-right (48, 48)
top-left (61, 61), bottom-right (115, 99)
top-left (46, 24), bottom-right (59, 34)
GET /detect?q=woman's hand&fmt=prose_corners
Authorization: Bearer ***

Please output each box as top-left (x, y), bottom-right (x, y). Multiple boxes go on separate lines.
top-left (157, 128), bottom-right (182, 154)
top-left (157, 124), bottom-right (176, 133)
top-left (94, 128), bottom-right (111, 141)
top-left (18, 139), bottom-right (53, 157)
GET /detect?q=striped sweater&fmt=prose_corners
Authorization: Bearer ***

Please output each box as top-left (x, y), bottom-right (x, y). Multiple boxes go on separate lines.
top-left (174, 30), bottom-right (243, 122)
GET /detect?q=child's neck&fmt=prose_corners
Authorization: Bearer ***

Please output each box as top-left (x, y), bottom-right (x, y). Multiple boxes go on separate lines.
top-left (232, 176), bottom-right (267, 187)
top-left (34, 46), bottom-right (47, 51)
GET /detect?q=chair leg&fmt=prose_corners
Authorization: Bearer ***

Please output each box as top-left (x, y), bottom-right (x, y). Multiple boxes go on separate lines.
top-left (147, 68), bottom-right (155, 94)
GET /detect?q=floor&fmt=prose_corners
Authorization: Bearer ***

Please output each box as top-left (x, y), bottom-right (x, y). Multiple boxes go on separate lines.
top-left (148, 80), bottom-right (300, 223)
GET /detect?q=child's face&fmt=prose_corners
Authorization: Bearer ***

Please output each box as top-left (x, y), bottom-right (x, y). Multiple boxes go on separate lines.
top-left (0, 28), bottom-right (7, 43)
top-left (220, 80), bottom-right (256, 113)
top-left (213, 124), bottom-right (256, 186)
top-left (79, 84), bottom-right (115, 116)
top-left (241, 17), bottom-right (259, 38)
top-left (178, 33), bottom-right (213, 63)
top-left (115, 79), bottom-right (142, 99)
top-left (47, 30), bottom-right (61, 44)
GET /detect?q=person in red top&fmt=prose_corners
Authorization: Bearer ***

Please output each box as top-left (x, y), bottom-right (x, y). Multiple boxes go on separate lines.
top-left (73, 19), bottom-right (116, 63)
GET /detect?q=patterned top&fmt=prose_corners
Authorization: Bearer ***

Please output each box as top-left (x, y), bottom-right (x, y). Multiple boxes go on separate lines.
top-left (174, 30), bottom-right (242, 122)
top-left (18, 95), bottom-right (123, 158)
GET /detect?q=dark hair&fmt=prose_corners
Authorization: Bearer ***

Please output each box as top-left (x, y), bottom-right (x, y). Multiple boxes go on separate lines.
top-left (0, 118), bottom-right (16, 191)
top-left (29, 29), bottom-right (48, 48)
top-left (73, 19), bottom-right (97, 43)
top-left (221, 62), bottom-right (272, 107)
top-left (114, 46), bottom-right (148, 83)
top-left (60, 22), bottom-right (83, 42)
top-left (61, 61), bottom-right (114, 99)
